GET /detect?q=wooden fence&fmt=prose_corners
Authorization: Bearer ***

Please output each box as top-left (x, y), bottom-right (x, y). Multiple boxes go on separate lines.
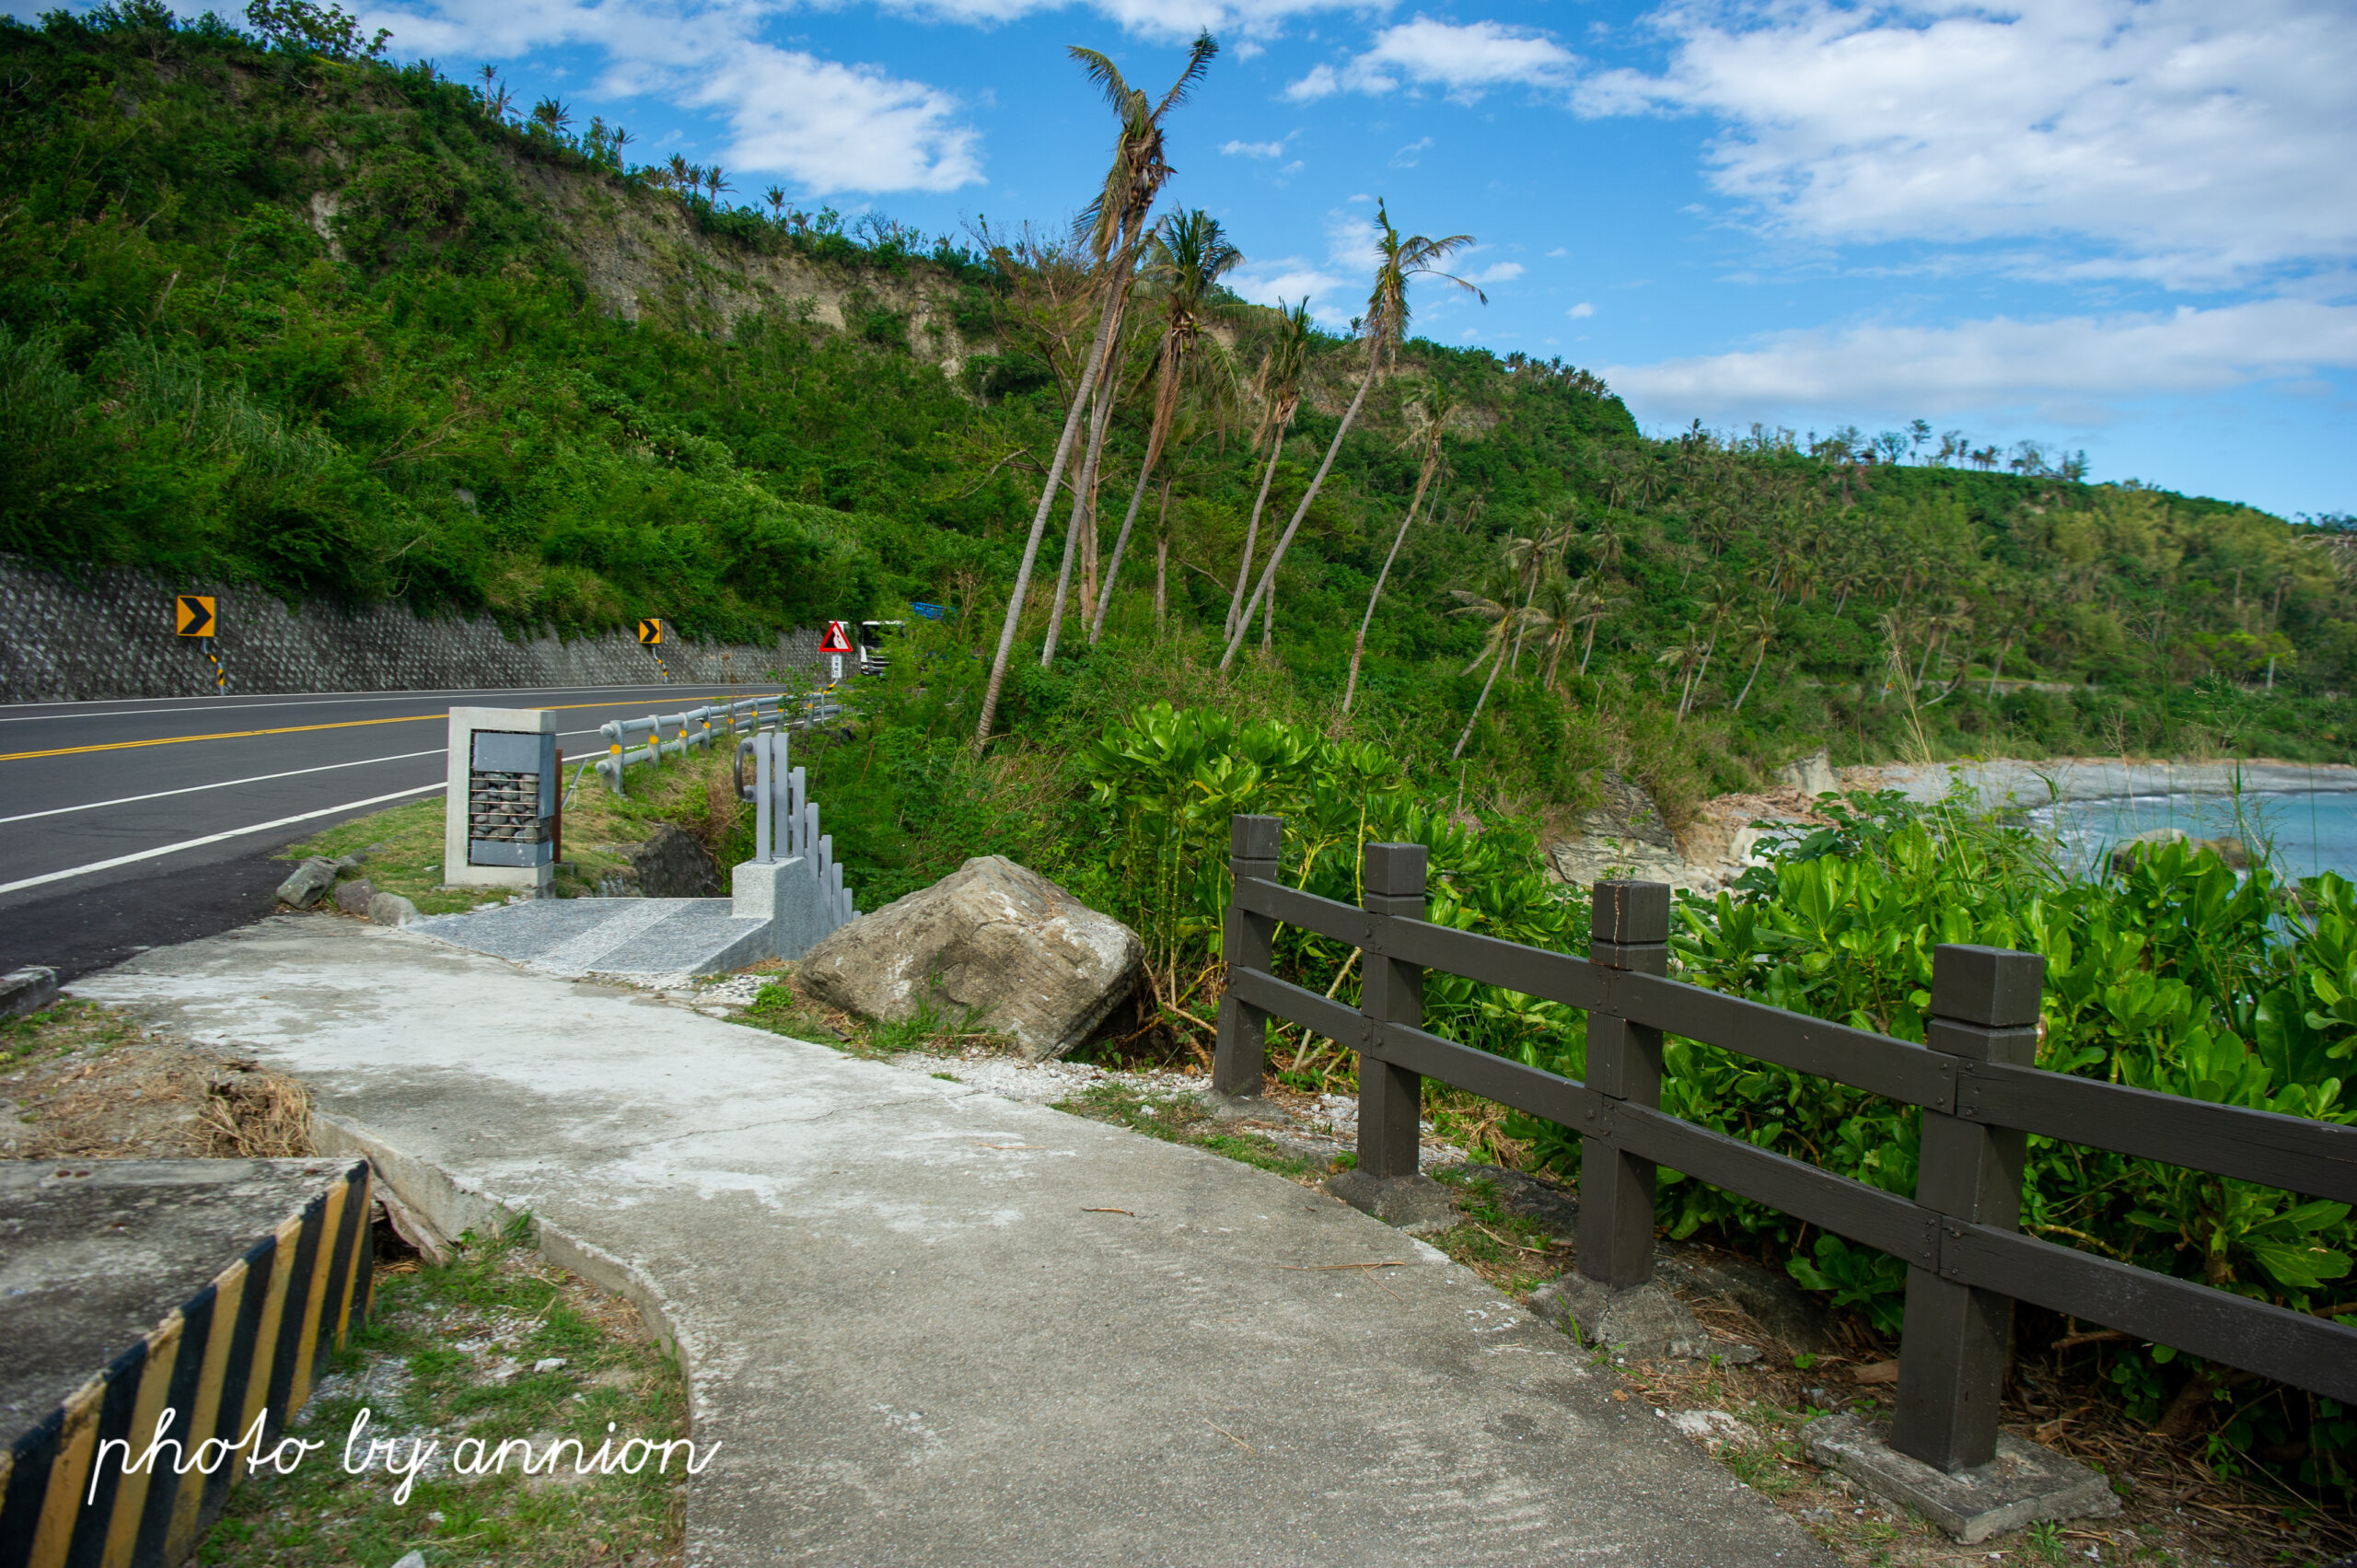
top-left (1212, 813), bottom-right (2357, 1475)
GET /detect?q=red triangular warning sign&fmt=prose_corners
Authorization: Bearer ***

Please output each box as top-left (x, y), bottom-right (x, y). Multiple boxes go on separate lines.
top-left (819, 621), bottom-right (853, 653)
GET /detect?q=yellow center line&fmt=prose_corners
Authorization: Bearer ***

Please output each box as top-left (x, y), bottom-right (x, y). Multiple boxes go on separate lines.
top-left (0, 695), bottom-right (782, 763)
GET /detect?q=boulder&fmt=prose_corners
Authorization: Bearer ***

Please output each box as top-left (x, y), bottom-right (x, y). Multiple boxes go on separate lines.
top-left (275, 857), bottom-right (337, 908)
top-left (1546, 771), bottom-right (1702, 890)
top-left (2203, 835), bottom-right (2254, 870)
top-left (797, 855), bottom-right (1144, 1062)
top-left (1776, 748), bottom-right (1839, 799)
top-left (332, 877), bottom-right (377, 915)
top-left (367, 891), bottom-right (422, 927)
top-left (2108, 826), bottom-right (2189, 873)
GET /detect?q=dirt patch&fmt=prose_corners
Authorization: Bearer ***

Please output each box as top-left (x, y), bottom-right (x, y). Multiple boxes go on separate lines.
top-left (0, 997), bottom-right (312, 1160)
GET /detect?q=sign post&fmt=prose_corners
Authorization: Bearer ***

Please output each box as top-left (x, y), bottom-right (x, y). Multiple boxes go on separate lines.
top-left (819, 621), bottom-right (853, 686)
top-left (176, 596), bottom-right (226, 691)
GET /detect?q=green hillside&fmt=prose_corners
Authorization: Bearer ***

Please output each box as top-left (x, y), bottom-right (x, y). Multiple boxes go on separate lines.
top-left (6, 0), bottom-right (2355, 830)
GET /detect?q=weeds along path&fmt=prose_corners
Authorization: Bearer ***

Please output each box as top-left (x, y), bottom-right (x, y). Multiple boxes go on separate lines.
top-left (76, 916), bottom-right (1830, 1567)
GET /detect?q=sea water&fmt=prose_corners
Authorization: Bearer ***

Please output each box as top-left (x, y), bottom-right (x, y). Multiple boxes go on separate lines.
top-left (2038, 789), bottom-right (2357, 880)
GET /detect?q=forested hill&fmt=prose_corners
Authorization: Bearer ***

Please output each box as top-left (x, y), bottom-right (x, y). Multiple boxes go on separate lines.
top-left (6, 4), bottom-right (2354, 819)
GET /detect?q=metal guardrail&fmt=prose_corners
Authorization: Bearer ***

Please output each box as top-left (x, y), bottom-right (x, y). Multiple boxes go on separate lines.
top-left (596, 693), bottom-right (842, 796)
top-left (1213, 812), bottom-right (2357, 1480)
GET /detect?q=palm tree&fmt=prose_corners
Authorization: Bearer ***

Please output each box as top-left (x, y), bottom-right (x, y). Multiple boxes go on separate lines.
top-left (972, 31), bottom-right (1218, 753)
top-left (1532, 574), bottom-right (1587, 689)
top-left (1447, 585), bottom-right (1546, 761)
top-left (704, 167), bottom-right (730, 203)
top-left (1085, 208), bottom-right (1243, 645)
top-left (1657, 627), bottom-right (1712, 725)
top-left (1338, 385), bottom-right (1460, 720)
top-left (1728, 610), bottom-right (1779, 712)
top-left (763, 186), bottom-right (786, 220)
top-left (1218, 202), bottom-right (1484, 670)
top-left (1225, 298), bottom-right (1312, 641)
top-left (1576, 580), bottom-right (1625, 677)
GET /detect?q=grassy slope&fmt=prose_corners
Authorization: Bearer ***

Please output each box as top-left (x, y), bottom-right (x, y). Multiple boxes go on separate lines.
top-left (6, 7), bottom-right (2354, 861)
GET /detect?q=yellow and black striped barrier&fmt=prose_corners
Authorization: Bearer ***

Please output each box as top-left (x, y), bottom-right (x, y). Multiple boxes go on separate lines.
top-left (0, 1159), bottom-right (373, 1568)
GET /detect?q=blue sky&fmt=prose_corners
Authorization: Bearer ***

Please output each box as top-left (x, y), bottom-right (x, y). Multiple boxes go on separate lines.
top-left (104, 0), bottom-right (2357, 516)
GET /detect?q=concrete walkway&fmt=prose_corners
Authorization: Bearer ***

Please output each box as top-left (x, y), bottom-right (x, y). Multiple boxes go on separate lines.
top-left (79, 918), bottom-right (1831, 1567)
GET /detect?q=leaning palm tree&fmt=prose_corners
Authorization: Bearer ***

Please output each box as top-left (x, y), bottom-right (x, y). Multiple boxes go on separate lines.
top-left (1728, 610), bottom-right (1779, 712)
top-left (1447, 584), bottom-right (1547, 761)
top-left (1535, 573), bottom-right (1598, 689)
top-left (973, 31), bottom-right (1218, 753)
top-left (1658, 627), bottom-right (1713, 725)
top-left (1085, 209), bottom-right (1243, 645)
top-left (1574, 577), bottom-right (1626, 676)
top-left (1219, 201), bottom-right (1484, 669)
top-left (1225, 298), bottom-right (1313, 641)
top-left (1337, 384), bottom-right (1461, 720)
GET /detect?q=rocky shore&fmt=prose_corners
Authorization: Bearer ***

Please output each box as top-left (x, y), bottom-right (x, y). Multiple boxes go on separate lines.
top-left (1542, 753), bottom-right (2357, 895)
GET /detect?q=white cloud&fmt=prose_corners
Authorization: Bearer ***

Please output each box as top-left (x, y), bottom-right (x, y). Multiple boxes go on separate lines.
top-left (1546, 247), bottom-right (1571, 258)
top-left (696, 45), bottom-right (981, 193)
top-left (1222, 138), bottom-right (1288, 158)
top-left (366, 0), bottom-right (982, 192)
top-left (859, 0), bottom-right (1357, 37)
top-left (1391, 135), bottom-right (1433, 167)
top-left (1286, 16), bottom-right (1576, 102)
top-left (1284, 63), bottom-right (1343, 101)
top-left (1573, 0), bottom-right (2357, 286)
top-left (1602, 299), bottom-right (2357, 425)
top-left (1469, 261), bottom-right (1525, 284)
top-left (1567, 300), bottom-right (1595, 318)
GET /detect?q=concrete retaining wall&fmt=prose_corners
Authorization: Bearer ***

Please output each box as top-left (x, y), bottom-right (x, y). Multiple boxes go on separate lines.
top-left (0, 556), bottom-right (827, 702)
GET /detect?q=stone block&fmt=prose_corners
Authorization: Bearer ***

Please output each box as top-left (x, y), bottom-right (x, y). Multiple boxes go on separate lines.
top-left (1527, 1273), bottom-right (1761, 1364)
top-left (1326, 1169), bottom-right (1460, 1234)
top-left (0, 965), bottom-right (59, 1019)
top-left (731, 855), bottom-right (827, 960)
top-left (275, 856), bottom-right (337, 908)
top-left (1803, 1413), bottom-right (2121, 1544)
top-left (368, 891), bottom-right (422, 926)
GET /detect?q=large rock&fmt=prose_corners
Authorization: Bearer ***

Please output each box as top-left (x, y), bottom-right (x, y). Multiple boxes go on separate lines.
top-left (274, 857), bottom-right (336, 908)
top-left (1776, 748), bottom-right (1839, 799)
top-left (797, 855), bottom-right (1144, 1062)
top-left (1546, 771), bottom-right (1699, 889)
top-left (332, 877), bottom-right (377, 915)
top-left (367, 891), bottom-right (422, 927)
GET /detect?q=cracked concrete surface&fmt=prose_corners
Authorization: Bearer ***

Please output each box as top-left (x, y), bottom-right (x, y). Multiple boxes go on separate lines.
top-left (75, 916), bottom-right (1833, 1567)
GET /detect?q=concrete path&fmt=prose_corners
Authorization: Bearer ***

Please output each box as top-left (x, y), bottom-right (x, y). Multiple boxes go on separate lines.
top-left (412, 897), bottom-right (772, 982)
top-left (79, 918), bottom-right (1832, 1567)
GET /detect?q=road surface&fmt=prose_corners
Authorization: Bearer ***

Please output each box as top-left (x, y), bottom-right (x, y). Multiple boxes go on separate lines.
top-left (0, 684), bottom-right (778, 981)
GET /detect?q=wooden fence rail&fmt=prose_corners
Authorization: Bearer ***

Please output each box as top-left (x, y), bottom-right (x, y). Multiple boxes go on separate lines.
top-left (1211, 813), bottom-right (2357, 1478)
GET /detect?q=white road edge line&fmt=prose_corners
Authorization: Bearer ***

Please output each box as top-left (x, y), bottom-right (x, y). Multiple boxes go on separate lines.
top-left (0, 784), bottom-right (445, 897)
top-left (0, 727), bottom-right (608, 825)
top-left (0, 749), bottom-right (447, 825)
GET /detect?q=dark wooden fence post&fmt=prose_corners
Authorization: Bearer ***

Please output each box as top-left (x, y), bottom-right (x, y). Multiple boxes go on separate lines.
top-left (1580, 880), bottom-right (1672, 1290)
top-left (1893, 943), bottom-right (2046, 1471)
top-left (1356, 842), bottom-right (1429, 1180)
top-left (1213, 814), bottom-right (1282, 1098)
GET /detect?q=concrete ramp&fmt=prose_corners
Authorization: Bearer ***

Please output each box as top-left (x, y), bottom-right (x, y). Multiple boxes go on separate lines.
top-left (411, 897), bottom-right (772, 981)
top-left (80, 919), bottom-right (1833, 1568)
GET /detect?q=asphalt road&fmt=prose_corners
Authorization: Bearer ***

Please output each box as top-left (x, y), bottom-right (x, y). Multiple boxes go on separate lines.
top-left (0, 683), bottom-right (779, 982)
